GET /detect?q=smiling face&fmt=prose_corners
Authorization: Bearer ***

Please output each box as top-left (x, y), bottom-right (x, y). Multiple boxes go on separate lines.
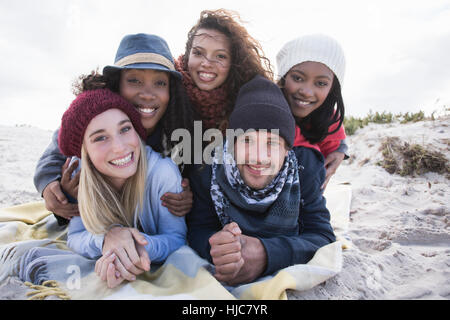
top-left (283, 61), bottom-right (334, 119)
top-left (83, 108), bottom-right (141, 191)
top-left (119, 69), bottom-right (170, 136)
top-left (187, 28), bottom-right (232, 91)
top-left (234, 131), bottom-right (288, 190)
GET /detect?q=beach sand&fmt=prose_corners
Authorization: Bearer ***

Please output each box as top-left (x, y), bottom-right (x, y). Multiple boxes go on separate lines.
top-left (0, 118), bottom-right (449, 300)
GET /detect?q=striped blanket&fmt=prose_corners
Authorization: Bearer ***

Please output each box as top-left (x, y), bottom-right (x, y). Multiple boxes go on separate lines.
top-left (0, 181), bottom-right (350, 300)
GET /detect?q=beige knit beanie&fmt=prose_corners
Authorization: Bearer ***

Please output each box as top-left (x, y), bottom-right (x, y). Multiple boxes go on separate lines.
top-left (276, 34), bottom-right (346, 86)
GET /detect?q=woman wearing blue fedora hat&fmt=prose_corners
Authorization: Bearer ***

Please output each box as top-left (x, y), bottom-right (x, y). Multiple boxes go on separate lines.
top-left (33, 33), bottom-right (195, 280)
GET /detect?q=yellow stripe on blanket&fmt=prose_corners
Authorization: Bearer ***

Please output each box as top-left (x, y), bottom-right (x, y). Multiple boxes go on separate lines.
top-left (67, 258), bottom-right (235, 300)
top-left (0, 201), bottom-right (51, 224)
top-left (0, 202), bottom-right (66, 246)
top-left (239, 241), bottom-right (342, 300)
top-left (131, 264), bottom-right (235, 300)
top-left (243, 271), bottom-right (296, 300)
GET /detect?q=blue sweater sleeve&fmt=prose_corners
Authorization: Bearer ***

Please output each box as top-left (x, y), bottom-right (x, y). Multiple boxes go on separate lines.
top-left (67, 216), bottom-right (104, 259)
top-left (139, 156), bottom-right (187, 263)
top-left (259, 147), bottom-right (336, 276)
top-left (33, 128), bottom-right (67, 195)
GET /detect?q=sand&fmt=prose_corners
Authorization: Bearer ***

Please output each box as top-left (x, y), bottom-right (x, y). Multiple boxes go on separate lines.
top-left (0, 118), bottom-right (449, 300)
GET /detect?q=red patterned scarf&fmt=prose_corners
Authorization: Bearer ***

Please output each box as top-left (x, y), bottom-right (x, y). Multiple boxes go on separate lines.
top-left (175, 55), bottom-right (233, 131)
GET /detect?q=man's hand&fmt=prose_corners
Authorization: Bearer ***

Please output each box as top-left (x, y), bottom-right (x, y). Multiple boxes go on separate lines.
top-left (226, 235), bottom-right (267, 286)
top-left (60, 158), bottom-right (80, 200)
top-left (209, 222), bottom-right (244, 283)
top-left (161, 178), bottom-right (193, 217)
top-left (42, 180), bottom-right (79, 220)
top-left (209, 222), bottom-right (268, 286)
top-left (322, 151), bottom-right (345, 190)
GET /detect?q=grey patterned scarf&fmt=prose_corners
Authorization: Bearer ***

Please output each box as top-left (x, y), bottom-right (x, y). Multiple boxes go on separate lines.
top-left (210, 140), bottom-right (299, 226)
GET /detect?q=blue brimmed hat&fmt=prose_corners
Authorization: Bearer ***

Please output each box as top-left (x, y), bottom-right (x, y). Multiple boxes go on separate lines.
top-left (103, 33), bottom-right (181, 79)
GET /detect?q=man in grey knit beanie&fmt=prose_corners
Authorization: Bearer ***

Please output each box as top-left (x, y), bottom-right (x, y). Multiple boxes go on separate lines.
top-left (187, 75), bottom-right (335, 286)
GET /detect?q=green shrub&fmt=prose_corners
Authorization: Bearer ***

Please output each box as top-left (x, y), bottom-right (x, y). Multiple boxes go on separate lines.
top-left (343, 116), bottom-right (365, 136)
top-left (367, 111), bottom-right (395, 124)
top-left (399, 111), bottom-right (425, 123)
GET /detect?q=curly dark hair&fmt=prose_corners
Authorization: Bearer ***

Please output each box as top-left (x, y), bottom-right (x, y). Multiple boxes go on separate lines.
top-left (73, 69), bottom-right (194, 166)
top-left (183, 9), bottom-right (274, 107)
top-left (279, 75), bottom-right (345, 144)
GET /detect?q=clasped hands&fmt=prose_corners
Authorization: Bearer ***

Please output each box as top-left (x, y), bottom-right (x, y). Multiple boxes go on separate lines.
top-left (95, 227), bottom-right (150, 289)
top-left (95, 222), bottom-right (267, 288)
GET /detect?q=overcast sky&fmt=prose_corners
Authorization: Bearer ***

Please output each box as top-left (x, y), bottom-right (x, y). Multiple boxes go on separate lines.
top-left (1, 0), bottom-right (449, 130)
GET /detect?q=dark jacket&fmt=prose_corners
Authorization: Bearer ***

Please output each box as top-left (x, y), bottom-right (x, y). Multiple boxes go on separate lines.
top-left (186, 146), bottom-right (336, 276)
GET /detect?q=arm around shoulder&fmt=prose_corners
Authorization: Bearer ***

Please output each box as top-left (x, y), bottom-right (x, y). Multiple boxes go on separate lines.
top-left (34, 128), bottom-right (67, 195)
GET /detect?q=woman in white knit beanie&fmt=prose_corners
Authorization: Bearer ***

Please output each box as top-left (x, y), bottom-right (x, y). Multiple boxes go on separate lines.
top-left (276, 34), bottom-right (347, 189)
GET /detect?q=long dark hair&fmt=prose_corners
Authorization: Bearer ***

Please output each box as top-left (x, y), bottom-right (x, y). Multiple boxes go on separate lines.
top-left (73, 69), bottom-right (194, 163)
top-left (279, 75), bottom-right (345, 144)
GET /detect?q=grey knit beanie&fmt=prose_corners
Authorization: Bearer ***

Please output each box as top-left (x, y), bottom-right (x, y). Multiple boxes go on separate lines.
top-left (276, 34), bottom-right (346, 86)
top-left (228, 75), bottom-right (295, 148)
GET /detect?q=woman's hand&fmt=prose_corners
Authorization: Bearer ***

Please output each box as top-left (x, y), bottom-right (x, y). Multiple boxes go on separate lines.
top-left (161, 178), bottom-right (193, 217)
top-left (60, 158), bottom-right (80, 200)
top-left (322, 151), bottom-right (345, 190)
top-left (102, 227), bottom-right (151, 281)
top-left (95, 251), bottom-right (124, 289)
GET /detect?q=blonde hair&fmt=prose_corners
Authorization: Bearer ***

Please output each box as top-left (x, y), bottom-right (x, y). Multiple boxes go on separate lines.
top-left (78, 140), bottom-right (148, 234)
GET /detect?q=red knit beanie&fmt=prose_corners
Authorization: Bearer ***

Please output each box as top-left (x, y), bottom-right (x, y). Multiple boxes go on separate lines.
top-left (58, 88), bottom-right (147, 158)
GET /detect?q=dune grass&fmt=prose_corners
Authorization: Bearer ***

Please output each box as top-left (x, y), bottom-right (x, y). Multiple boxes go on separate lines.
top-left (344, 110), bottom-right (428, 136)
top-left (343, 108), bottom-right (449, 177)
top-left (377, 136), bottom-right (449, 178)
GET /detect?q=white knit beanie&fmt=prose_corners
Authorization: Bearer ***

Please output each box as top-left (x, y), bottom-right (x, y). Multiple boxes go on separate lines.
top-left (276, 34), bottom-right (346, 87)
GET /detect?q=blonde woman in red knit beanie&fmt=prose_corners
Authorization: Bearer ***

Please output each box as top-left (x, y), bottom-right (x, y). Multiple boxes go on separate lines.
top-left (58, 88), bottom-right (186, 289)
